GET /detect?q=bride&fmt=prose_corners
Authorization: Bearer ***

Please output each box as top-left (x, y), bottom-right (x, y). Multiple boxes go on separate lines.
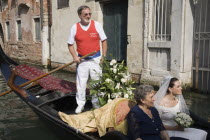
top-left (154, 76), bottom-right (207, 140)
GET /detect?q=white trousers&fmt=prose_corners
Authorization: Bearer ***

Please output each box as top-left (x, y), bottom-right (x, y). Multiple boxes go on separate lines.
top-left (76, 57), bottom-right (101, 108)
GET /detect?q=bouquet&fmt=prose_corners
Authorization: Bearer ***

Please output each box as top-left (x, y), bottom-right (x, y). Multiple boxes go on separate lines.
top-left (89, 58), bottom-right (135, 106)
top-left (174, 112), bottom-right (194, 128)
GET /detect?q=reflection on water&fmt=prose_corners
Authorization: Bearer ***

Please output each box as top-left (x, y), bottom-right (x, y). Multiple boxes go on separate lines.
top-left (184, 91), bottom-right (210, 122)
top-left (0, 67), bottom-right (76, 140)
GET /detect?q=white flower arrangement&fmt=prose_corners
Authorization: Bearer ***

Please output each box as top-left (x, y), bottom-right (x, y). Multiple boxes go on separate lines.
top-left (89, 58), bottom-right (135, 106)
top-left (174, 112), bottom-right (194, 128)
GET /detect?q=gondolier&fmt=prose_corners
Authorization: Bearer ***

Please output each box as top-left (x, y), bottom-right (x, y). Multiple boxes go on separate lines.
top-left (67, 5), bottom-right (107, 113)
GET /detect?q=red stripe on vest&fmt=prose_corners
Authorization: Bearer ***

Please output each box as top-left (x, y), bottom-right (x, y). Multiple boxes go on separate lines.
top-left (75, 20), bottom-right (100, 56)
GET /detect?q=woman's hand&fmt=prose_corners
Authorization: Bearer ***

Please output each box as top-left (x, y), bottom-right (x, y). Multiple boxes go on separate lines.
top-left (136, 138), bottom-right (142, 140)
top-left (160, 130), bottom-right (170, 140)
top-left (164, 125), bottom-right (184, 131)
top-left (175, 125), bottom-right (184, 131)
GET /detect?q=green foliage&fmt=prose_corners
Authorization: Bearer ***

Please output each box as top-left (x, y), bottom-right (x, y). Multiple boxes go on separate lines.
top-left (89, 58), bottom-right (135, 106)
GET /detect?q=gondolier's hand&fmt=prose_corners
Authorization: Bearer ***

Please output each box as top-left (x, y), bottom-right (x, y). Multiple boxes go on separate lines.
top-left (73, 56), bottom-right (81, 63)
top-left (100, 57), bottom-right (104, 64)
top-left (100, 55), bottom-right (106, 64)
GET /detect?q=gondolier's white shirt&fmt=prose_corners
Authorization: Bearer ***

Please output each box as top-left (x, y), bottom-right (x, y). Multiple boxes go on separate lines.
top-left (67, 21), bottom-right (107, 45)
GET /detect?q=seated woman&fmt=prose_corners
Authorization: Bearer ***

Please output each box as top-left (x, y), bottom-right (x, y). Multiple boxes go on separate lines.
top-left (127, 85), bottom-right (170, 140)
top-left (154, 76), bottom-right (207, 140)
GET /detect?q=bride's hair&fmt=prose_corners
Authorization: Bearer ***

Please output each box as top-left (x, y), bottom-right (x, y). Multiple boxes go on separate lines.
top-left (167, 77), bottom-right (179, 94)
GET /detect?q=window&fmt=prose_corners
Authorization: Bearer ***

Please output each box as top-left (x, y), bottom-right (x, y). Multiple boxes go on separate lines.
top-left (6, 22), bottom-right (10, 41)
top-left (57, 0), bottom-right (69, 9)
top-left (151, 0), bottom-right (172, 41)
top-left (17, 20), bottom-right (22, 41)
top-left (34, 18), bottom-right (41, 41)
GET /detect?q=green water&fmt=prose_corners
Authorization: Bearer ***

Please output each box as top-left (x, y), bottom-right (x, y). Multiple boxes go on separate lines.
top-left (184, 91), bottom-right (210, 122)
top-left (0, 68), bottom-right (75, 140)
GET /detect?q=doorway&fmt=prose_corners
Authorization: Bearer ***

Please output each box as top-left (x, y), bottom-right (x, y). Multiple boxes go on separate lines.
top-left (103, 0), bottom-right (128, 61)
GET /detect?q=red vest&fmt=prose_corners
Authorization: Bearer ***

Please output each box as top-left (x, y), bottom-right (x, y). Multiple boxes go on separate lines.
top-left (75, 20), bottom-right (100, 56)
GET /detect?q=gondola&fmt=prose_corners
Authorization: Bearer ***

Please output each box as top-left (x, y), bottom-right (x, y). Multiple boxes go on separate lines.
top-left (0, 45), bottom-right (209, 140)
top-left (0, 46), bottom-right (131, 140)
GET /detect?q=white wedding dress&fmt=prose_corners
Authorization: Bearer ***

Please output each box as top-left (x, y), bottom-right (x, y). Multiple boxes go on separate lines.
top-left (156, 101), bottom-right (207, 140)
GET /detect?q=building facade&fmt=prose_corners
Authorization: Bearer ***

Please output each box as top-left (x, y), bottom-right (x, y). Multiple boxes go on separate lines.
top-left (1, 0), bottom-right (209, 93)
top-left (50, 0), bottom-right (194, 85)
top-left (0, 0), bottom-right (48, 64)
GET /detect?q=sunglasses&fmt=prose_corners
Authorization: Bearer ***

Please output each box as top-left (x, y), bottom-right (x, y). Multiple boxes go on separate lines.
top-left (84, 13), bottom-right (92, 16)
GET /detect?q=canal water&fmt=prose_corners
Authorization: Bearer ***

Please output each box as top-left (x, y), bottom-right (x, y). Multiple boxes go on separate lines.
top-left (0, 67), bottom-right (76, 140)
top-left (0, 64), bottom-right (209, 140)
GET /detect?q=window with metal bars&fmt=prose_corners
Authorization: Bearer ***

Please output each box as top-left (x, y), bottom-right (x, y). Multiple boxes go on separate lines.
top-left (34, 18), bottom-right (41, 41)
top-left (151, 0), bottom-right (172, 41)
top-left (17, 20), bottom-right (22, 41)
top-left (6, 21), bottom-right (10, 41)
top-left (57, 0), bottom-right (69, 9)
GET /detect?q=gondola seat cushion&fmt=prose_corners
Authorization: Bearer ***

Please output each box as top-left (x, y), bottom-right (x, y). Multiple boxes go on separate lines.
top-left (58, 98), bottom-right (136, 137)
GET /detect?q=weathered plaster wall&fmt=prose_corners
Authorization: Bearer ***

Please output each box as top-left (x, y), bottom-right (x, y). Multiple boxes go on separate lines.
top-left (0, 0), bottom-right (201, 98)
top-left (179, 0), bottom-right (193, 84)
top-left (127, 0), bottom-right (144, 81)
top-left (141, 0), bottom-right (194, 85)
top-left (50, 0), bottom-right (103, 66)
top-left (50, 0), bottom-right (194, 84)
top-left (51, 0), bottom-right (80, 64)
top-left (1, 0), bottom-right (42, 64)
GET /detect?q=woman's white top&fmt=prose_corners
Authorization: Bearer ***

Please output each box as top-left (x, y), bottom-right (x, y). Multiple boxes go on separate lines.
top-left (156, 101), bottom-right (207, 140)
top-left (156, 101), bottom-right (180, 127)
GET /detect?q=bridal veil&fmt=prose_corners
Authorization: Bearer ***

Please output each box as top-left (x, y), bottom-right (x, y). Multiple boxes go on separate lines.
top-left (154, 76), bottom-right (189, 115)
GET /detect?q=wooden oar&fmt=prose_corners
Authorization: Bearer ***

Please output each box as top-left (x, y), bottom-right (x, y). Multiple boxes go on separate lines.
top-left (0, 51), bottom-right (97, 97)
